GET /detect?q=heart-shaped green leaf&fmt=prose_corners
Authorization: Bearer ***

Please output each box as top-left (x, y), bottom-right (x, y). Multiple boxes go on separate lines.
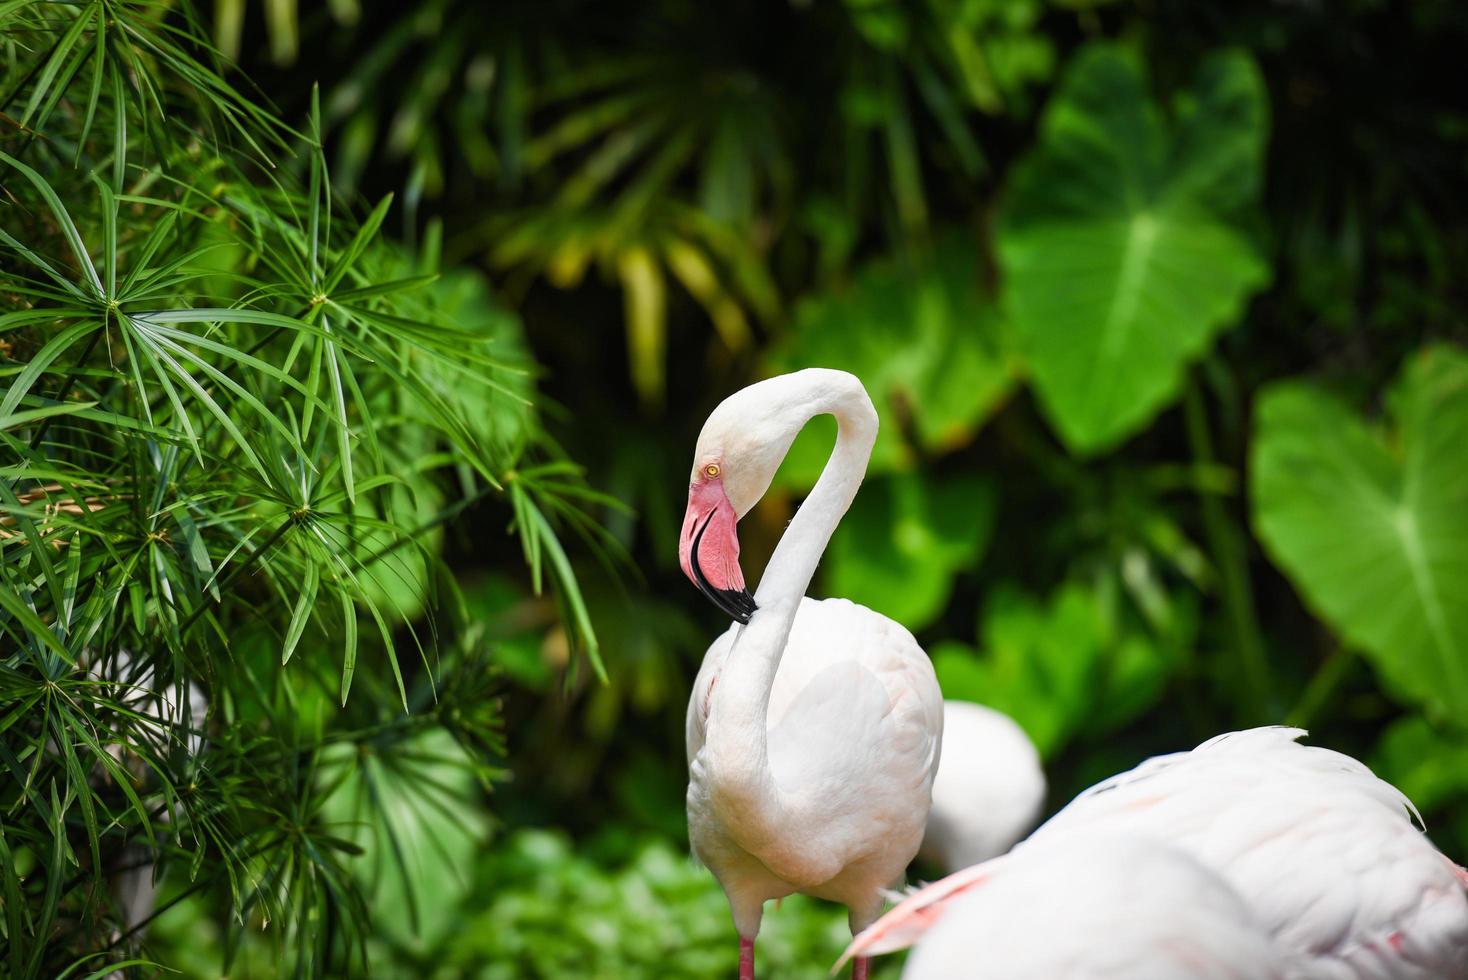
top-left (1252, 345), bottom-right (1468, 723)
top-left (770, 235), bottom-right (1015, 489)
top-left (998, 44), bottom-right (1270, 454)
top-left (823, 471), bottom-right (995, 630)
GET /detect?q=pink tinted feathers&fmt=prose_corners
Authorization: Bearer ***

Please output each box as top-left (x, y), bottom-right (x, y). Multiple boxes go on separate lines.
top-left (833, 858), bottom-right (1003, 971)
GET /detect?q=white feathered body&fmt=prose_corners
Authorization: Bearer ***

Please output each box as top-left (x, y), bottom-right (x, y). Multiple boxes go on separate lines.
top-left (920, 700), bottom-right (1046, 871)
top-left (846, 727), bottom-right (1468, 979)
top-left (686, 596), bottom-right (944, 932)
top-left (903, 834), bottom-right (1286, 980)
top-left (1020, 727), bottom-right (1468, 979)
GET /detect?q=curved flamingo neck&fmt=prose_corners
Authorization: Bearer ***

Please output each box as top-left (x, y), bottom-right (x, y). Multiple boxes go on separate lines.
top-left (700, 376), bottom-right (878, 844)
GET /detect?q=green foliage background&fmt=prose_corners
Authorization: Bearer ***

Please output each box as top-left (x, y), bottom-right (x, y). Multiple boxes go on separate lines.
top-left (3, 0), bottom-right (1468, 977)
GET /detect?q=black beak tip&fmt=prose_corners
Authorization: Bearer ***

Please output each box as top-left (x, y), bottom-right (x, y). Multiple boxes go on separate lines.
top-left (712, 588), bottom-right (757, 625)
top-left (689, 513), bottom-right (757, 625)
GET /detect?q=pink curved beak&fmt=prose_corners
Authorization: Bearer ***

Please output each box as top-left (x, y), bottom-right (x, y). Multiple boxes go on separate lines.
top-left (679, 479), bottom-right (756, 624)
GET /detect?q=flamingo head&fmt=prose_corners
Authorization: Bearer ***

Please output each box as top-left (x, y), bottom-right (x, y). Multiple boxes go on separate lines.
top-left (679, 468), bottom-right (754, 623)
top-left (679, 374), bottom-right (817, 623)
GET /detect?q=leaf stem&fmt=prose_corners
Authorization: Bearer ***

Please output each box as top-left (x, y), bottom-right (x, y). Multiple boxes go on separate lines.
top-left (1184, 378), bottom-right (1274, 722)
top-left (21, 325), bottom-right (105, 458)
top-left (1287, 646), bottom-right (1358, 728)
top-left (174, 515), bottom-right (295, 638)
top-left (103, 838), bottom-right (280, 950)
top-left (356, 482), bottom-right (498, 570)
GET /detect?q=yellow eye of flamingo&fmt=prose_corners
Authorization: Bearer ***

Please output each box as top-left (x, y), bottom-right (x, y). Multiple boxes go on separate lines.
top-left (704, 464), bottom-right (720, 478)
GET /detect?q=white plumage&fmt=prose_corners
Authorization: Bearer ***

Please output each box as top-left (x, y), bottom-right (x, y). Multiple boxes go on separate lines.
top-left (687, 597), bottom-right (943, 928)
top-left (920, 700), bottom-right (1045, 872)
top-left (846, 727), bottom-right (1468, 979)
top-left (678, 370), bottom-right (945, 979)
top-left (1026, 727), bottom-right (1468, 978)
top-left (899, 835), bottom-right (1286, 979)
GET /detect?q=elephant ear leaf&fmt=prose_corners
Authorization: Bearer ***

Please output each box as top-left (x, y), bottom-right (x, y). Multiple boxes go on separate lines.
top-left (1251, 345), bottom-right (1468, 724)
top-left (998, 44), bottom-right (1270, 455)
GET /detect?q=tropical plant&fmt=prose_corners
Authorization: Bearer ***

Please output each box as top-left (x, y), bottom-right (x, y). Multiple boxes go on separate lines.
top-left (0, 2), bottom-right (609, 976)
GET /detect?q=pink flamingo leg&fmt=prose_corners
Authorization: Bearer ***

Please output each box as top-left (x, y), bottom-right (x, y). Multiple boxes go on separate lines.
top-left (852, 955), bottom-right (870, 980)
top-left (739, 936), bottom-right (755, 980)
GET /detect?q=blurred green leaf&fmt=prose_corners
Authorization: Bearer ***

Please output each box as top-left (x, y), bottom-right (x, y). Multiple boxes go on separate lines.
top-left (1252, 344), bottom-right (1468, 725)
top-left (933, 581), bottom-right (1173, 757)
top-left (1372, 716), bottom-right (1468, 815)
top-left (998, 44), bottom-right (1270, 454)
top-left (844, 0), bottom-right (1054, 116)
top-left (461, 574), bottom-right (556, 689)
top-left (771, 235), bottom-right (1015, 488)
top-left (320, 729), bottom-right (490, 951)
top-left (824, 471), bottom-right (995, 630)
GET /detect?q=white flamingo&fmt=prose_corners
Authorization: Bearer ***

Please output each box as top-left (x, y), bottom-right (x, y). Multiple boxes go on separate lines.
top-left (678, 369), bottom-right (944, 980)
top-left (920, 700), bottom-right (1045, 873)
top-left (876, 834), bottom-right (1286, 978)
top-left (844, 727), bottom-right (1468, 978)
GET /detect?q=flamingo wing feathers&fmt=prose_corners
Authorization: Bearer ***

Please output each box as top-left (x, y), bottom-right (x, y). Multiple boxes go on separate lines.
top-left (844, 727), bottom-right (1468, 978)
top-left (878, 835), bottom-right (1287, 979)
